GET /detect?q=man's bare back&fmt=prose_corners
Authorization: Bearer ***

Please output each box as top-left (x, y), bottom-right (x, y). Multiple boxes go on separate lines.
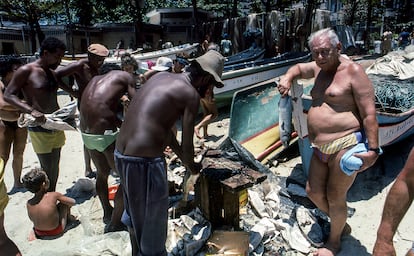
top-left (117, 72), bottom-right (200, 158)
top-left (80, 70), bottom-right (136, 133)
top-left (115, 50), bottom-right (225, 256)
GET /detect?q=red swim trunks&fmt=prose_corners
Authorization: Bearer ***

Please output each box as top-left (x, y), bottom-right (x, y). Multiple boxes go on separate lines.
top-left (34, 223), bottom-right (64, 237)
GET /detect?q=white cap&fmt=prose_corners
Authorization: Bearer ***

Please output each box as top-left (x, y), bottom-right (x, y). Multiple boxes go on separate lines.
top-left (151, 57), bottom-right (173, 71)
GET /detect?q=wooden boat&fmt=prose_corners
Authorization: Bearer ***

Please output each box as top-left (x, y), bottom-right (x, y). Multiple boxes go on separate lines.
top-left (105, 43), bottom-right (199, 64)
top-left (215, 51), bottom-right (311, 108)
top-left (228, 77), bottom-right (314, 164)
top-left (228, 72), bottom-right (414, 171)
top-left (290, 78), bottom-right (414, 175)
top-left (59, 43), bottom-right (199, 70)
top-left (224, 47), bottom-right (266, 66)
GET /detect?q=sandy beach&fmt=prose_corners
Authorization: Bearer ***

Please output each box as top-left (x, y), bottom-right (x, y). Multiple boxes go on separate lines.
top-left (3, 92), bottom-right (414, 256)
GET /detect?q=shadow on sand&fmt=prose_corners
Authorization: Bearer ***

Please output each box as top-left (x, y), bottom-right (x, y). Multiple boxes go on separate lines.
top-left (337, 235), bottom-right (371, 256)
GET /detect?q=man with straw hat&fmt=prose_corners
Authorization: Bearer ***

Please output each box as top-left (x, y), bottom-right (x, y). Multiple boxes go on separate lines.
top-left (115, 50), bottom-right (224, 256)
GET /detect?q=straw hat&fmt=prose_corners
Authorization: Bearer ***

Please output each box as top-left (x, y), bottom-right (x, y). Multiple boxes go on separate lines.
top-left (193, 50), bottom-right (225, 88)
top-left (87, 44), bottom-right (109, 57)
top-left (152, 57), bottom-right (173, 71)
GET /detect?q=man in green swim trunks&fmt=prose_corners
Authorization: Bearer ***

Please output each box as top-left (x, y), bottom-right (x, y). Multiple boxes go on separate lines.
top-left (4, 37), bottom-right (75, 192)
top-left (80, 63), bottom-right (136, 233)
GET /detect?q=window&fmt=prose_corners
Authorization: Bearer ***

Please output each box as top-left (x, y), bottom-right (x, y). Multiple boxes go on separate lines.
top-left (2, 42), bottom-right (15, 55)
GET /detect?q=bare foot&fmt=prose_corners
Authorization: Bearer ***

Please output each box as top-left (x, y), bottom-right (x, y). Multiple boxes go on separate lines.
top-left (313, 247), bottom-right (337, 256)
top-left (194, 127), bottom-right (203, 139)
top-left (28, 229), bottom-right (37, 241)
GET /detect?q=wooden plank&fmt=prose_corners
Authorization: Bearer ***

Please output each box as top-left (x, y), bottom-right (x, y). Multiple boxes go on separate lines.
top-left (222, 190), bottom-right (241, 229)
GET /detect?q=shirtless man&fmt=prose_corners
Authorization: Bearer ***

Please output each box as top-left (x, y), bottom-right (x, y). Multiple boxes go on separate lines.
top-left (373, 146), bottom-right (414, 256)
top-left (201, 34), bottom-right (211, 53)
top-left (115, 50), bottom-right (225, 255)
top-left (4, 37), bottom-right (74, 192)
top-left (278, 28), bottom-right (380, 256)
top-left (0, 57), bottom-right (27, 191)
top-left (80, 63), bottom-right (136, 232)
top-left (56, 43), bottom-right (109, 178)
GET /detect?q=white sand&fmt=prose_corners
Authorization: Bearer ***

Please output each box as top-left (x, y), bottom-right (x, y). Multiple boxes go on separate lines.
top-left (3, 94), bottom-right (414, 255)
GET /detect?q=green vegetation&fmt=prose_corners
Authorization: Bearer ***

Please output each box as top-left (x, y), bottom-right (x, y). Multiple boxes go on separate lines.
top-left (0, 0), bottom-right (412, 54)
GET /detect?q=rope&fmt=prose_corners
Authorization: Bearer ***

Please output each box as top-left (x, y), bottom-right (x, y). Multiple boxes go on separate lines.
top-left (370, 74), bottom-right (414, 113)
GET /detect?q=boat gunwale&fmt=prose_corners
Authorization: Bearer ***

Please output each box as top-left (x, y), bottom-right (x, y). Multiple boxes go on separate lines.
top-left (222, 52), bottom-right (311, 79)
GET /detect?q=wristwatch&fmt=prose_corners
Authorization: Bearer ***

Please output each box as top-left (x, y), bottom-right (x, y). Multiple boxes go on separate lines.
top-left (368, 147), bottom-right (383, 155)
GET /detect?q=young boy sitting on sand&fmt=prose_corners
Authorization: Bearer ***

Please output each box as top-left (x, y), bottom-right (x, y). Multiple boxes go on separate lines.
top-left (23, 168), bottom-right (78, 240)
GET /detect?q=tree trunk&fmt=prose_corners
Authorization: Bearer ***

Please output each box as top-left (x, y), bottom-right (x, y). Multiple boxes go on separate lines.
top-left (35, 21), bottom-right (45, 46)
top-left (192, 0), bottom-right (199, 42)
top-left (265, 0), bottom-right (271, 13)
top-left (304, 0), bottom-right (315, 36)
top-left (232, 0), bottom-right (238, 17)
top-left (365, 0), bottom-right (373, 50)
top-left (347, 1), bottom-right (359, 26)
top-left (132, 0), bottom-right (143, 49)
top-left (29, 23), bottom-right (37, 54)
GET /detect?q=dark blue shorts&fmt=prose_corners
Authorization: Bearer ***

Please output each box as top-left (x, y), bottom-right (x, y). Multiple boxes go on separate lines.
top-left (114, 149), bottom-right (168, 256)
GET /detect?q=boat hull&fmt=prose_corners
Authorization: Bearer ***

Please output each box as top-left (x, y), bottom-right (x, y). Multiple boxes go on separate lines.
top-left (228, 77), bottom-right (313, 163)
top-left (105, 43), bottom-right (199, 64)
top-left (229, 76), bottom-right (414, 171)
top-left (215, 52), bottom-right (311, 108)
top-left (224, 47), bottom-right (266, 66)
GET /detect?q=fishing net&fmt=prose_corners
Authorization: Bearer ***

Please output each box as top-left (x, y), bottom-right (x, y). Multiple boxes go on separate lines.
top-left (370, 74), bottom-right (414, 113)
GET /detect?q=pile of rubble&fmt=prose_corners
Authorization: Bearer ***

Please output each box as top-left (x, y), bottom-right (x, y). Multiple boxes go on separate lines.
top-left (164, 138), bottom-right (340, 255)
